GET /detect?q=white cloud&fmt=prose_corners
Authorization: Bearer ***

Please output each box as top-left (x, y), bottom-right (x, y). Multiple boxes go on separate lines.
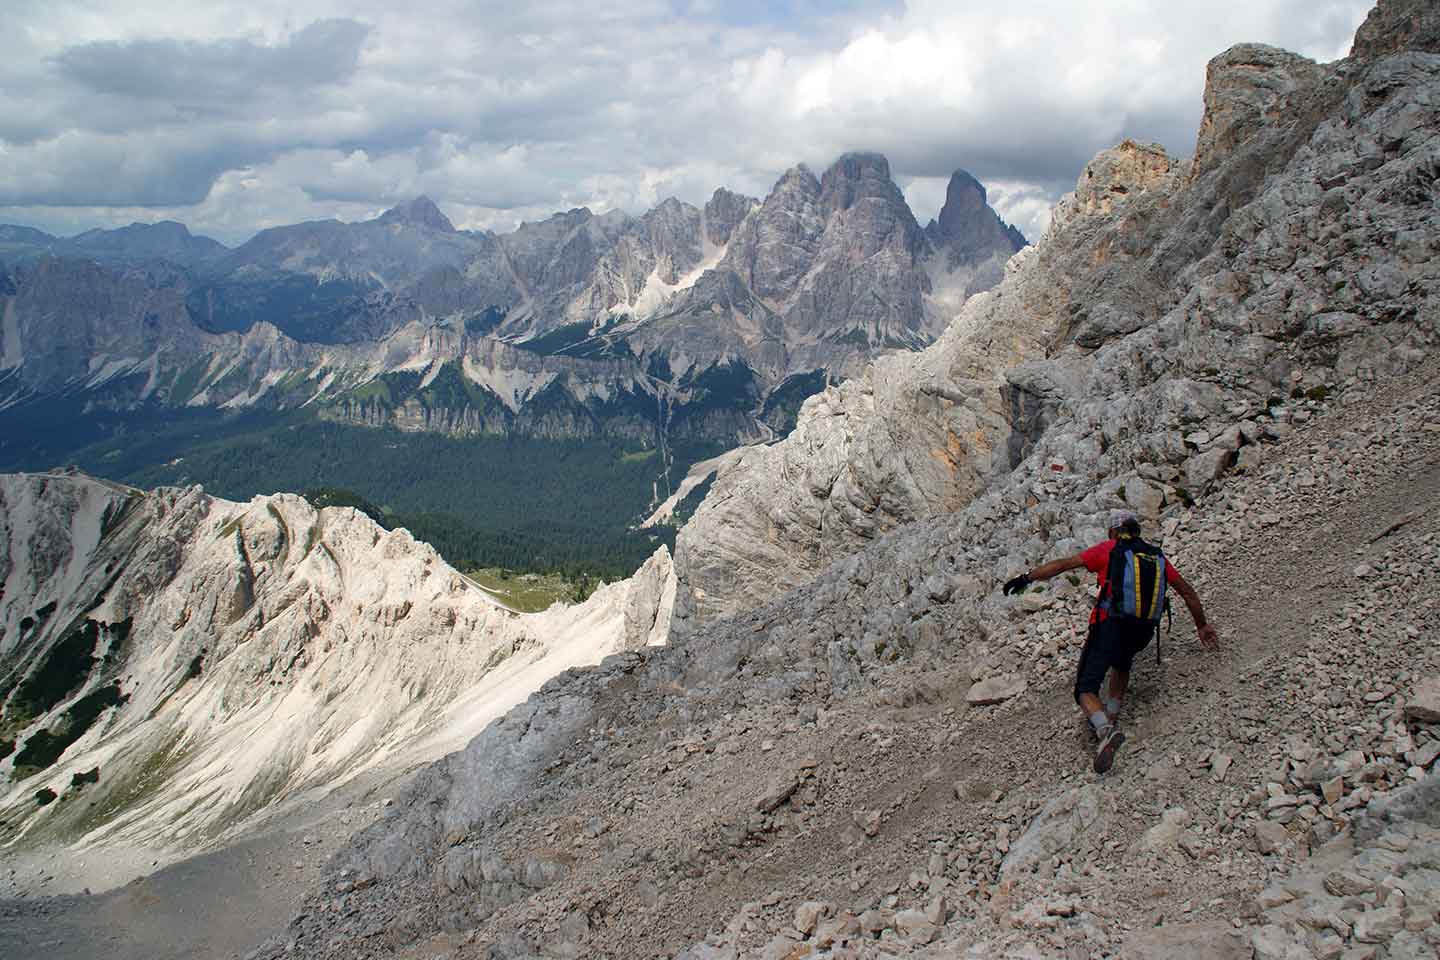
top-left (0, 0), bottom-right (1374, 244)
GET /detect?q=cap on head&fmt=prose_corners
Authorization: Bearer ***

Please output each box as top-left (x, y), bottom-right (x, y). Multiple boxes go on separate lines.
top-left (1108, 509), bottom-right (1140, 536)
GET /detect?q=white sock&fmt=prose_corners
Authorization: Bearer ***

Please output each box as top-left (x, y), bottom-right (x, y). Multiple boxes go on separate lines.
top-left (1106, 698), bottom-right (1122, 718)
top-left (1089, 711), bottom-right (1109, 735)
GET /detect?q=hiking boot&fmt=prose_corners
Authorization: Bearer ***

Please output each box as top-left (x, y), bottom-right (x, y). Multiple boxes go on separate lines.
top-left (1093, 724), bottom-right (1125, 774)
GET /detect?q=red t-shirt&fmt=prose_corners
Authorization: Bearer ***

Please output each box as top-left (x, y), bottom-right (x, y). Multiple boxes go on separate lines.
top-left (1080, 538), bottom-right (1179, 624)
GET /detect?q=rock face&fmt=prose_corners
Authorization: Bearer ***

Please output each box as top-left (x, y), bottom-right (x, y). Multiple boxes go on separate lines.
top-left (0, 160), bottom-right (1025, 448)
top-left (1191, 44), bottom-right (1326, 180)
top-left (669, 15), bottom-right (1437, 628)
top-left (1351, 0), bottom-right (1440, 61)
top-left (0, 471), bottom-right (673, 870)
top-left (925, 170), bottom-right (1029, 305)
top-left (376, 195), bottom-right (457, 233)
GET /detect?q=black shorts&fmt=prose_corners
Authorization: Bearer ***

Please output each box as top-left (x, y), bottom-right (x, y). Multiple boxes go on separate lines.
top-left (1073, 619), bottom-right (1156, 702)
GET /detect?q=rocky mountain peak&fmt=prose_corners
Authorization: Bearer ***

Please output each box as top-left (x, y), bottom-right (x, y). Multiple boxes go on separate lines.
top-left (377, 195), bottom-right (456, 232)
top-left (939, 168), bottom-right (988, 215)
top-left (819, 151), bottom-right (903, 215)
top-left (1050, 139), bottom-right (1175, 232)
top-left (1191, 44), bottom-right (1324, 180)
top-left (1351, 0), bottom-right (1440, 62)
top-left (824, 151), bottom-right (892, 182)
top-left (703, 187), bottom-right (757, 246)
top-left (925, 168), bottom-right (1027, 264)
top-left (772, 163), bottom-right (821, 200)
top-left (65, 219), bottom-right (228, 264)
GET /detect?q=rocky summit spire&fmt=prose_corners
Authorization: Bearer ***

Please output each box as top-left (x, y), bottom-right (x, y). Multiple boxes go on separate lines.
top-left (925, 168), bottom-right (1027, 263)
top-left (377, 195), bottom-right (456, 232)
top-left (819, 151), bottom-right (901, 215)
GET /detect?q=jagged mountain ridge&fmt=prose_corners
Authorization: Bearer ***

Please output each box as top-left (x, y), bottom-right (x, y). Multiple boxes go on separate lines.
top-left (0, 161), bottom-right (1026, 447)
top-left (0, 470), bottom-right (674, 862)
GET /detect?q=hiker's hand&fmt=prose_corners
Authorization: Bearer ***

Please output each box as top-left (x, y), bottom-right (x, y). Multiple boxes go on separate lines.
top-left (1002, 574), bottom-right (1032, 596)
top-left (1198, 624), bottom-right (1218, 650)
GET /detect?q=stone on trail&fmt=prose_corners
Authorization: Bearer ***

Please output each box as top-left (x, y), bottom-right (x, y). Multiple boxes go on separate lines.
top-left (893, 908), bottom-right (938, 941)
top-left (1353, 907), bottom-right (1405, 943)
top-left (1001, 784), bottom-right (1103, 877)
top-left (1403, 676), bottom-right (1440, 724)
top-left (1250, 923), bottom-right (1311, 960)
top-left (966, 674), bottom-right (1027, 706)
top-left (793, 901), bottom-right (832, 936)
top-left (754, 772), bottom-right (801, 813)
top-left (1185, 447), bottom-right (1234, 494)
top-left (1124, 476), bottom-right (1166, 519)
top-left (1131, 806), bottom-right (1193, 864)
top-left (1254, 820), bottom-right (1291, 855)
top-left (1124, 920), bottom-right (1251, 959)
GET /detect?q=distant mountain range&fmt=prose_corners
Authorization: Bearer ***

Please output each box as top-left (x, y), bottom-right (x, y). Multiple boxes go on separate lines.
top-left (0, 155), bottom-right (1025, 448)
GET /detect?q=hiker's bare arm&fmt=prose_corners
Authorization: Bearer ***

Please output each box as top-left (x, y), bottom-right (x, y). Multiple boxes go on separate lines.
top-left (1171, 572), bottom-right (1219, 649)
top-left (1029, 554), bottom-right (1088, 581)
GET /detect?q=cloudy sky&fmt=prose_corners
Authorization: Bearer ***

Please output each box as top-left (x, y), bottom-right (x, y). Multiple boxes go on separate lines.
top-left (1, 0), bottom-right (1373, 245)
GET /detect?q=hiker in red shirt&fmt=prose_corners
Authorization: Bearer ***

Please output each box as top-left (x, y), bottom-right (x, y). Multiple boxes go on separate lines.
top-left (1003, 510), bottom-right (1218, 773)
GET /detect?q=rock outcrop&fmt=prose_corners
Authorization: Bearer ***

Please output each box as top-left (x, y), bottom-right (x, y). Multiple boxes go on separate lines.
top-left (671, 135), bottom-right (1185, 629)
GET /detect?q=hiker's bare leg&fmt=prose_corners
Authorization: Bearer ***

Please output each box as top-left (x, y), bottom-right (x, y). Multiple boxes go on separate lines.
top-left (1077, 691), bottom-right (1105, 720)
top-left (1105, 670), bottom-right (1129, 722)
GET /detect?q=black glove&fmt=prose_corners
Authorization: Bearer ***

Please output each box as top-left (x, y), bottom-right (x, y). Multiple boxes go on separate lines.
top-left (1002, 573), bottom-right (1032, 596)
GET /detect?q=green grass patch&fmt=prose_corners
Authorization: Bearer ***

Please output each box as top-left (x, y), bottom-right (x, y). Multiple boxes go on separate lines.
top-left (619, 448), bottom-right (658, 463)
top-left (62, 731), bottom-right (189, 839)
top-left (463, 568), bottom-right (595, 612)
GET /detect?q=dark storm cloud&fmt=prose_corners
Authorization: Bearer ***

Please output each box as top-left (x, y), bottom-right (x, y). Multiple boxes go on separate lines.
top-left (0, 131), bottom-right (272, 207)
top-left (54, 18), bottom-right (371, 105)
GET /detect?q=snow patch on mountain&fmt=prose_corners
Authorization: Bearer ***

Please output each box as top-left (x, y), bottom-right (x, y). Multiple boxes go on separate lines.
top-left (460, 356), bottom-right (555, 413)
top-left (617, 240), bottom-right (729, 321)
